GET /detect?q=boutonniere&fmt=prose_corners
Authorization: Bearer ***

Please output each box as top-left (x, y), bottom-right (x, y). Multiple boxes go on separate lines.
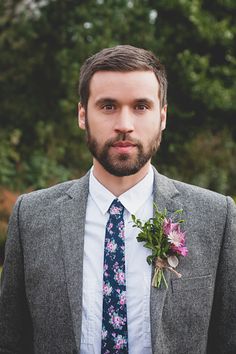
top-left (132, 204), bottom-right (188, 288)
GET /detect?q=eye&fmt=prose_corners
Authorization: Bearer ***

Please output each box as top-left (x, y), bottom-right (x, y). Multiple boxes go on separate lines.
top-left (135, 104), bottom-right (149, 111)
top-left (102, 104), bottom-right (116, 111)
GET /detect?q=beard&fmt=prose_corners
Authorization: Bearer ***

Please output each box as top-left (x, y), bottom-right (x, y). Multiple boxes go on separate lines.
top-left (85, 120), bottom-right (162, 177)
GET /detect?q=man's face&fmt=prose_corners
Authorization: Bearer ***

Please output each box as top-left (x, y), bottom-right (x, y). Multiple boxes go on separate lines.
top-left (79, 70), bottom-right (167, 177)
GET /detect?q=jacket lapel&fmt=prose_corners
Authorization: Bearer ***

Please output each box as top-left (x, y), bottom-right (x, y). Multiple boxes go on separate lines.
top-left (60, 172), bottom-right (90, 351)
top-left (150, 168), bottom-right (182, 352)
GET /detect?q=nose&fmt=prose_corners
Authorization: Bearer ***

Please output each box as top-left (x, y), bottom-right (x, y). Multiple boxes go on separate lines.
top-left (114, 107), bottom-right (134, 134)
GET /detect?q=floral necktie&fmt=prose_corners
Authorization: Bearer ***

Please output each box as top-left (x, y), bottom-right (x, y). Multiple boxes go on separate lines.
top-left (101, 199), bottom-right (128, 353)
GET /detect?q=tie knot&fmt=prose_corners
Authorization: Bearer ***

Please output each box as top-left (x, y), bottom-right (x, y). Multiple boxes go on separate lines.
top-left (108, 198), bottom-right (124, 217)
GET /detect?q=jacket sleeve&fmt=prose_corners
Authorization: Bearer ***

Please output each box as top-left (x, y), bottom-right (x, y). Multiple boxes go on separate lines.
top-left (0, 196), bottom-right (33, 354)
top-left (207, 196), bottom-right (236, 353)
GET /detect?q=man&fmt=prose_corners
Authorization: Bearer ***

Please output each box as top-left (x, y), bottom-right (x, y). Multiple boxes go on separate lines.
top-left (0, 45), bottom-right (235, 354)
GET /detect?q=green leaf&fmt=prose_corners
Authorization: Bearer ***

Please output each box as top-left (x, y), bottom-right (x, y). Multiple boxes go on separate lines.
top-left (146, 255), bottom-right (154, 265)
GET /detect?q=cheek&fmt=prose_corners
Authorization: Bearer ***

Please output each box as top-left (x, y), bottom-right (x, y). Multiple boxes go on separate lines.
top-left (139, 121), bottom-right (161, 136)
top-left (88, 122), bottom-right (110, 140)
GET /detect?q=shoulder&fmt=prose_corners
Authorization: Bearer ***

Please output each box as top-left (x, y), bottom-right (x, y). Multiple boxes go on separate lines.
top-left (15, 172), bottom-right (90, 212)
top-left (173, 178), bottom-right (236, 218)
top-left (153, 168), bottom-right (235, 215)
top-left (172, 178), bottom-right (227, 204)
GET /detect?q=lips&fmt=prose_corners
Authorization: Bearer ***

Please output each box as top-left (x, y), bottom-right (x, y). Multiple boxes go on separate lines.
top-left (112, 141), bottom-right (136, 148)
top-left (111, 140), bottom-right (136, 153)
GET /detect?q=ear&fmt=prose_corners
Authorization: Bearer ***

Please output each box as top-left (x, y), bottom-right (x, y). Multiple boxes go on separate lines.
top-left (160, 104), bottom-right (167, 131)
top-left (78, 103), bottom-right (86, 130)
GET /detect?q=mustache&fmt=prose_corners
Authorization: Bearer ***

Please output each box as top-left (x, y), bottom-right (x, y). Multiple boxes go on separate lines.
top-left (106, 134), bottom-right (142, 147)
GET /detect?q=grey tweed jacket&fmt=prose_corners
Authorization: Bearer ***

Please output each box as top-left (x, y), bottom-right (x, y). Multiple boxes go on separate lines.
top-left (0, 168), bottom-right (236, 354)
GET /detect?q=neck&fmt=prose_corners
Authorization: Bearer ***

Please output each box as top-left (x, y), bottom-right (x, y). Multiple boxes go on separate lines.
top-left (92, 160), bottom-right (151, 196)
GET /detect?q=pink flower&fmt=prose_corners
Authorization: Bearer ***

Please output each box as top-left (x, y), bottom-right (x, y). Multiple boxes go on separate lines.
top-left (103, 282), bottom-right (112, 296)
top-left (167, 229), bottom-right (186, 247)
top-left (104, 263), bottom-right (109, 277)
top-left (163, 218), bottom-right (180, 235)
top-left (164, 217), bottom-right (188, 257)
top-left (109, 312), bottom-right (126, 329)
top-left (171, 245), bottom-right (188, 256)
top-left (108, 305), bottom-right (115, 316)
top-left (112, 261), bottom-right (119, 271)
top-left (114, 269), bottom-right (125, 285)
top-left (107, 222), bottom-right (113, 233)
top-left (119, 291), bottom-right (126, 305)
top-left (106, 240), bottom-right (117, 253)
top-left (113, 334), bottom-right (127, 349)
top-left (110, 206), bottom-right (122, 215)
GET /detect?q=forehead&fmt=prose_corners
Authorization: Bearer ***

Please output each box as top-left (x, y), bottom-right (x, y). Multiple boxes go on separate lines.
top-left (88, 70), bottom-right (160, 102)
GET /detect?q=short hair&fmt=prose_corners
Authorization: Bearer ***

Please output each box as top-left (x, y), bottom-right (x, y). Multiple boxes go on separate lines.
top-left (79, 45), bottom-right (167, 108)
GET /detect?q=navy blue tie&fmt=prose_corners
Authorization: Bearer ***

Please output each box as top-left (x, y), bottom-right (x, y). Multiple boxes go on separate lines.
top-left (101, 199), bottom-right (128, 353)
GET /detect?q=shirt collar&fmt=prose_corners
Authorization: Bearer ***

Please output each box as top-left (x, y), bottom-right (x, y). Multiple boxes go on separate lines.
top-left (89, 166), bottom-right (154, 215)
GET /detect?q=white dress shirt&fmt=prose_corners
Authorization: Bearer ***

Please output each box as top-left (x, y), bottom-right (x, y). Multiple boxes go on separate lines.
top-left (80, 167), bottom-right (154, 354)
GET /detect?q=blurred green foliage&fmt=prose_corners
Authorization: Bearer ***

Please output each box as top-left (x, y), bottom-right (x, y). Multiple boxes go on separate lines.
top-left (0, 0), bottom-right (235, 197)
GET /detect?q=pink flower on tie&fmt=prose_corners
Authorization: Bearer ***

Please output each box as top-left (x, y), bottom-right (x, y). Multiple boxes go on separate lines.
top-left (103, 263), bottom-right (109, 277)
top-left (103, 282), bottom-right (113, 296)
top-left (109, 312), bottom-right (126, 329)
top-left (112, 261), bottom-right (119, 271)
top-left (107, 305), bottom-right (115, 318)
top-left (110, 206), bottom-right (122, 215)
top-left (106, 239), bottom-right (117, 253)
top-left (118, 291), bottom-right (126, 306)
top-left (113, 334), bottom-right (127, 349)
top-left (107, 222), bottom-right (113, 233)
top-left (114, 269), bottom-right (125, 285)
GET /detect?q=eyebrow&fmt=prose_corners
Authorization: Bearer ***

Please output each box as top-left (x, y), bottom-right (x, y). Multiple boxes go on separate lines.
top-left (134, 98), bottom-right (154, 106)
top-left (95, 97), bottom-right (155, 107)
top-left (95, 98), bottom-right (117, 107)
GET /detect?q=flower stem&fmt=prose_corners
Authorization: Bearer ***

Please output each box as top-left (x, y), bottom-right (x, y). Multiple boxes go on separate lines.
top-left (152, 268), bottom-right (159, 287)
top-left (161, 271), bottom-right (168, 288)
top-left (167, 266), bottom-right (182, 278)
